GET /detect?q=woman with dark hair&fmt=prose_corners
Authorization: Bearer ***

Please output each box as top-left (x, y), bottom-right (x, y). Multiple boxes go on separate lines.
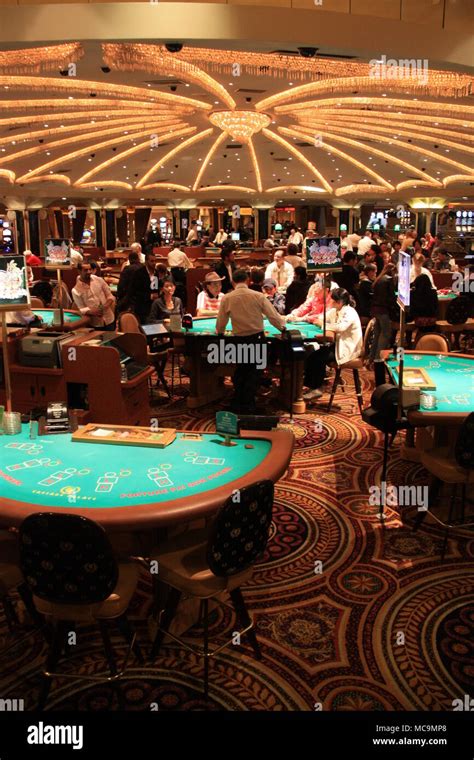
top-left (410, 273), bottom-right (439, 331)
top-left (370, 244), bottom-right (385, 274)
top-left (302, 287), bottom-right (363, 401)
top-left (148, 277), bottom-right (184, 322)
top-left (367, 263), bottom-right (397, 384)
top-left (249, 267), bottom-right (265, 292)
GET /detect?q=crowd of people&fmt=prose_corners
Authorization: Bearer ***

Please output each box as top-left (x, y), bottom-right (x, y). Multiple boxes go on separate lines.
top-left (10, 221), bottom-right (472, 413)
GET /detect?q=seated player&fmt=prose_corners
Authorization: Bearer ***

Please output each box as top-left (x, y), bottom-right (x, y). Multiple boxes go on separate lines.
top-left (286, 278), bottom-right (329, 323)
top-left (196, 271), bottom-right (225, 316)
top-left (262, 278), bottom-right (286, 315)
top-left (148, 277), bottom-right (184, 322)
top-left (410, 252), bottom-right (435, 287)
top-left (249, 267), bottom-right (265, 292)
top-left (302, 288), bottom-right (363, 401)
top-left (357, 263), bottom-right (377, 320)
top-left (24, 249), bottom-right (41, 266)
top-left (285, 243), bottom-right (305, 269)
top-left (6, 307), bottom-right (43, 326)
top-left (285, 266), bottom-right (310, 314)
top-left (409, 273), bottom-right (439, 332)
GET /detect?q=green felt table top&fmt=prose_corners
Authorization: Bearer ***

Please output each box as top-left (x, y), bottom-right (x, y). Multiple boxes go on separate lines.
top-left (386, 353), bottom-right (474, 413)
top-left (33, 309), bottom-right (82, 325)
top-left (437, 292), bottom-right (457, 301)
top-left (0, 427), bottom-right (271, 509)
top-left (185, 317), bottom-right (323, 340)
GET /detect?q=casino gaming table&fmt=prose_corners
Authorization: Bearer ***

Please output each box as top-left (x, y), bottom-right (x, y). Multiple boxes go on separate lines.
top-left (437, 291), bottom-right (457, 320)
top-left (173, 317), bottom-right (329, 412)
top-left (385, 350), bottom-right (473, 460)
top-left (32, 309), bottom-right (90, 331)
top-left (0, 426), bottom-right (294, 531)
top-left (182, 317), bottom-right (324, 341)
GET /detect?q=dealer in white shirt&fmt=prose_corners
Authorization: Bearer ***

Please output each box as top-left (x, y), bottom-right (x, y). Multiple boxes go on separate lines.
top-left (168, 243), bottom-right (194, 271)
top-left (72, 262), bottom-right (116, 329)
top-left (264, 249), bottom-right (294, 293)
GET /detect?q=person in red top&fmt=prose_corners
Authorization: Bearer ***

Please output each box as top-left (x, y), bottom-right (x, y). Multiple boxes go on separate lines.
top-left (24, 249), bottom-right (41, 266)
top-left (286, 279), bottom-right (336, 323)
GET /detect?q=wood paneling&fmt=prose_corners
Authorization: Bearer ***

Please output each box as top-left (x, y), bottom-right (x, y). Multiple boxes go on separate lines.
top-left (351, 0), bottom-right (401, 19)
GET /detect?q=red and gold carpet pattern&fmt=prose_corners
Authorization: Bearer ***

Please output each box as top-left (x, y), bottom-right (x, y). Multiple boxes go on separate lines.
top-left (1, 373), bottom-right (473, 711)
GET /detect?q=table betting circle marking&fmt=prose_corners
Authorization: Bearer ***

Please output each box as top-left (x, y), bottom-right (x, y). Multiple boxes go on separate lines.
top-left (147, 466), bottom-right (174, 488)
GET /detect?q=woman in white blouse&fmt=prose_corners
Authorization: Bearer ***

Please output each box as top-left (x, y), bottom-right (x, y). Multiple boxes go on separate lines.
top-left (302, 288), bottom-right (363, 401)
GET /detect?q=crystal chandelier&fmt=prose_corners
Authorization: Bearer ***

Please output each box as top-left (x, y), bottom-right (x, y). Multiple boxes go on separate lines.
top-left (209, 110), bottom-right (271, 142)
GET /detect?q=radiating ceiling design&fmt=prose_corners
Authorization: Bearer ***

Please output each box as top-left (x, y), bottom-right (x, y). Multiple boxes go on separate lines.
top-left (0, 42), bottom-right (472, 204)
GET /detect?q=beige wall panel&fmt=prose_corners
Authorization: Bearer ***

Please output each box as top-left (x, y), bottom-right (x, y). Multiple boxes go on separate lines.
top-left (351, 0), bottom-right (401, 19)
top-left (228, 0), bottom-right (291, 5)
top-left (401, 0), bottom-right (444, 26)
top-left (292, 0), bottom-right (350, 12)
top-left (445, 0), bottom-right (474, 31)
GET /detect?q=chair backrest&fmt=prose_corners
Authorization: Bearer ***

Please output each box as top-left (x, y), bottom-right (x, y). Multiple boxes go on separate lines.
top-left (206, 480), bottom-right (274, 577)
top-left (454, 412), bottom-right (474, 471)
top-left (29, 296), bottom-right (44, 308)
top-left (446, 295), bottom-right (470, 325)
top-left (52, 281), bottom-right (72, 309)
top-left (415, 333), bottom-right (450, 352)
top-left (19, 513), bottom-right (118, 604)
top-left (118, 311), bottom-right (141, 334)
top-left (362, 317), bottom-right (376, 359)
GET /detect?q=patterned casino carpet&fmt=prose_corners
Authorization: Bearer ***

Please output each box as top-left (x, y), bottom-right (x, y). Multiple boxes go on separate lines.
top-left (1, 369), bottom-right (473, 712)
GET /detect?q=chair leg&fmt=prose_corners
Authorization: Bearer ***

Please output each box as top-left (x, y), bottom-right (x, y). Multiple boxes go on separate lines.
top-left (327, 369), bottom-right (341, 412)
top-left (17, 581), bottom-right (45, 631)
top-left (441, 526), bottom-right (450, 561)
top-left (460, 483), bottom-right (466, 523)
top-left (171, 353), bottom-right (175, 398)
top-left (116, 613), bottom-right (144, 665)
top-left (38, 620), bottom-right (66, 710)
top-left (2, 592), bottom-right (19, 631)
top-left (229, 587), bottom-right (262, 661)
top-left (150, 587), bottom-right (182, 659)
top-left (352, 369), bottom-right (363, 415)
top-left (98, 620), bottom-right (118, 677)
top-left (203, 599), bottom-right (209, 700)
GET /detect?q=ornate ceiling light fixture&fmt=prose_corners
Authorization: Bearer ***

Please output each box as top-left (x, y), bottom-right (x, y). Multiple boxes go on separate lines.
top-left (0, 43), bottom-right (84, 74)
top-left (209, 111), bottom-right (271, 142)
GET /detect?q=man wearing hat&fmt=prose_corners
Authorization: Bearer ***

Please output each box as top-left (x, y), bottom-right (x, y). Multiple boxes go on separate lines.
top-left (196, 270), bottom-right (225, 316)
top-left (262, 278), bottom-right (286, 315)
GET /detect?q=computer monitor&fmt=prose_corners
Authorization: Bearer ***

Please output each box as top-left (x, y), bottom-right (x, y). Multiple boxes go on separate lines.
top-left (231, 232), bottom-right (240, 242)
top-left (142, 323), bottom-right (168, 337)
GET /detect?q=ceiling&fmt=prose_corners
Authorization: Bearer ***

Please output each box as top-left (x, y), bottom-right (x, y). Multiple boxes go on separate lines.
top-left (0, 41), bottom-right (473, 209)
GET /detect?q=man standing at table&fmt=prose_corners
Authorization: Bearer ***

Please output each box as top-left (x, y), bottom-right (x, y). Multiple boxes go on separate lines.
top-left (72, 262), bottom-right (116, 330)
top-left (216, 269), bottom-right (286, 414)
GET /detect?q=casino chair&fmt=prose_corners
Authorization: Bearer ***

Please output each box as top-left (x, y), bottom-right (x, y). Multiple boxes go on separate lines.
top-left (118, 311), bottom-right (171, 399)
top-left (29, 296), bottom-right (45, 308)
top-left (0, 531), bottom-right (47, 655)
top-left (18, 513), bottom-right (144, 709)
top-left (415, 412), bottom-right (474, 560)
top-left (414, 333), bottom-right (450, 352)
top-left (362, 384), bottom-right (411, 519)
top-left (326, 318), bottom-right (375, 416)
top-left (148, 480), bottom-right (274, 698)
